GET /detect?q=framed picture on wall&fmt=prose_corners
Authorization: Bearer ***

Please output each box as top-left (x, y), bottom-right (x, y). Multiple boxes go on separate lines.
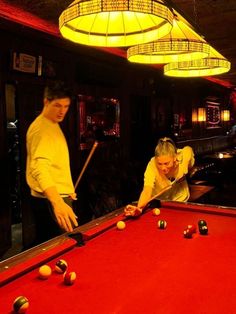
top-left (12, 52), bottom-right (37, 73)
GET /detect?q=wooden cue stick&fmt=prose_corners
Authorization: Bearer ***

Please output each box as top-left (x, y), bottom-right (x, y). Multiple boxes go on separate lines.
top-left (141, 175), bottom-right (187, 210)
top-left (74, 141), bottom-right (99, 190)
top-left (141, 184), bottom-right (172, 210)
top-left (124, 185), bottom-right (172, 217)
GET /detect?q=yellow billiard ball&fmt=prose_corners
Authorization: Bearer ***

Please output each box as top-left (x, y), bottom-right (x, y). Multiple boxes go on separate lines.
top-left (116, 221), bottom-right (126, 230)
top-left (38, 265), bottom-right (52, 279)
top-left (153, 208), bottom-right (161, 216)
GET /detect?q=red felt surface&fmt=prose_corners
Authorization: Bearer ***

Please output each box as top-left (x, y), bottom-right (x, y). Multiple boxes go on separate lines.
top-left (2, 204), bottom-right (236, 314)
top-left (0, 238), bottom-right (77, 286)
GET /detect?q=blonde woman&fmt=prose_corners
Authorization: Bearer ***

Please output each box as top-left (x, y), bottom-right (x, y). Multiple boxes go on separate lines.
top-left (125, 137), bottom-right (195, 217)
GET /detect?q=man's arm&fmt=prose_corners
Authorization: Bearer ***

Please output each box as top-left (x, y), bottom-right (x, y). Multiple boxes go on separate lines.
top-left (43, 186), bottom-right (78, 232)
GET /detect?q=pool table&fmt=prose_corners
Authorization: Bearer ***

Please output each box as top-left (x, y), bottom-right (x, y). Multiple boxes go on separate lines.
top-left (1, 201), bottom-right (236, 314)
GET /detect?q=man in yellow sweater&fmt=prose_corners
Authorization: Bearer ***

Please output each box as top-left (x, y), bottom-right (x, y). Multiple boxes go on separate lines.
top-left (125, 137), bottom-right (195, 217)
top-left (26, 81), bottom-right (78, 244)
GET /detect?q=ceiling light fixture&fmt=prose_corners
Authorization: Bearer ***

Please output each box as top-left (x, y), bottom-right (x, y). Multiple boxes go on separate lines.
top-left (164, 46), bottom-right (231, 77)
top-left (59, 0), bottom-right (173, 47)
top-left (127, 16), bottom-right (210, 64)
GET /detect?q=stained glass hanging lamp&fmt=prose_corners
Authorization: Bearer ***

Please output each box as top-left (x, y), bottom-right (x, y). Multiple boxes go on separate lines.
top-left (59, 0), bottom-right (174, 47)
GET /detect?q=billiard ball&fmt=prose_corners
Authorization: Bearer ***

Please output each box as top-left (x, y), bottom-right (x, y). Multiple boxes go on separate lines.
top-left (183, 228), bottom-right (193, 239)
top-left (199, 225), bottom-right (208, 235)
top-left (153, 208), bottom-right (161, 216)
top-left (157, 220), bottom-right (167, 229)
top-left (64, 271), bottom-right (77, 285)
top-left (13, 296), bottom-right (29, 313)
top-left (55, 259), bottom-right (68, 273)
top-left (198, 220), bottom-right (207, 227)
top-left (38, 264), bottom-right (52, 279)
top-left (198, 220), bottom-right (208, 235)
top-left (117, 221), bottom-right (126, 230)
top-left (187, 224), bottom-right (197, 233)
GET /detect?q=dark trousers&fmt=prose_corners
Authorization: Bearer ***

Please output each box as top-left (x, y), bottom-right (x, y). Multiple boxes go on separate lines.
top-left (30, 196), bottom-right (73, 245)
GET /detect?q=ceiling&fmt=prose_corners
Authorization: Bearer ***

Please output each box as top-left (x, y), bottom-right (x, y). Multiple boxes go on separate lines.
top-left (0, 0), bottom-right (236, 89)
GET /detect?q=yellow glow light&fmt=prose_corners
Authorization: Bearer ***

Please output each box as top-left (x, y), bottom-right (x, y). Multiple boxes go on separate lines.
top-left (59, 0), bottom-right (173, 47)
top-left (197, 108), bottom-right (206, 122)
top-left (192, 108), bottom-right (198, 122)
top-left (221, 110), bottom-right (230, 122)
top-left (164, 46), bottom-right (231, 77)
top-left (127, 17), bottom-right (210, 64)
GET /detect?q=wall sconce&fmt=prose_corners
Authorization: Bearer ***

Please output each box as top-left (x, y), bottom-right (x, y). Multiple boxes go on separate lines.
top-left (192, 108), bottom-right (198, 122)
top-left (197, 107), bottom-right (206, 122)
top-left (221, 110), bottom-right (230, 122)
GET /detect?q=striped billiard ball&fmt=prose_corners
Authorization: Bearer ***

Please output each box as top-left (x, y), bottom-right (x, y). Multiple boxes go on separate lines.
top-left (55, 259), bottom-right (68, 274)
top-left (13, 296), bottom-right (29, 313)
top-left (157, 220), bottom-right (167, 229)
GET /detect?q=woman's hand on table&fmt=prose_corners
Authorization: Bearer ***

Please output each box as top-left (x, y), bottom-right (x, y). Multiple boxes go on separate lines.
top-left (124, 204), bottom-right (142, 217)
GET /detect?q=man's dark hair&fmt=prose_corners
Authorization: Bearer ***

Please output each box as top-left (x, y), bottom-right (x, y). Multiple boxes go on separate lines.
top-left (44, 81), bottom-right (72, 101)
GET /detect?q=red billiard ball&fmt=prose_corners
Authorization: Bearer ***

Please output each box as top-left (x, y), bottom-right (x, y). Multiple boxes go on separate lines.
top-left (13, 296), bottom-right (29, 313)
top-left (187, 224), bottom-right (197, 233)
top-left (55, 259), bottom-right (68, 273)
top-left (64, 271), bottom-right (77, 285)
top-left (183, 228), bottom-right (193, 238)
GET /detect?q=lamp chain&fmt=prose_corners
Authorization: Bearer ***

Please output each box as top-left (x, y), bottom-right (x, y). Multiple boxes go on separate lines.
top-left (193, 0), bottom-right (198, 25)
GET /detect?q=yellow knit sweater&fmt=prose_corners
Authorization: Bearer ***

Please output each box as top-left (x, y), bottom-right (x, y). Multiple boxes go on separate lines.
top-left (26, 114), bottom-right (74, 197)
top-left (143, 146), bottom-right (195, 202)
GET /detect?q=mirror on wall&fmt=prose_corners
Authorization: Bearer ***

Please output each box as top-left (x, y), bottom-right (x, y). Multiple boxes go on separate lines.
top-left (77, 94), bottom-right (120, 150)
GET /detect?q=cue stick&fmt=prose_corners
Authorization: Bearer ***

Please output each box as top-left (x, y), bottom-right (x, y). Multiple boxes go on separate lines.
top-left (141, 184), bottom-right (172, 210)
top-left (124, 184), bottom-right (172, 217)
top-left (74, 141), bottom-right (99, 190)
top-left (140, 175), bottom-right (188, 210)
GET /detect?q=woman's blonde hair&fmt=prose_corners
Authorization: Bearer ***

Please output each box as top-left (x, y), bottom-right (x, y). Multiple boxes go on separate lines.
top-left (155, 137), bottom-right (177, 157)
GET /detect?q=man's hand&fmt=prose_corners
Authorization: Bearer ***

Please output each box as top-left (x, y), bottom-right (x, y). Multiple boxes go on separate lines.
top-left (53, 199), bottom-right (78, 232)
top-left (124, 204), bottom-right (142, 217)
top-left (43, 186), bottom-right (78, 232)
top-left (69, 193), bottom-right (77, 201)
